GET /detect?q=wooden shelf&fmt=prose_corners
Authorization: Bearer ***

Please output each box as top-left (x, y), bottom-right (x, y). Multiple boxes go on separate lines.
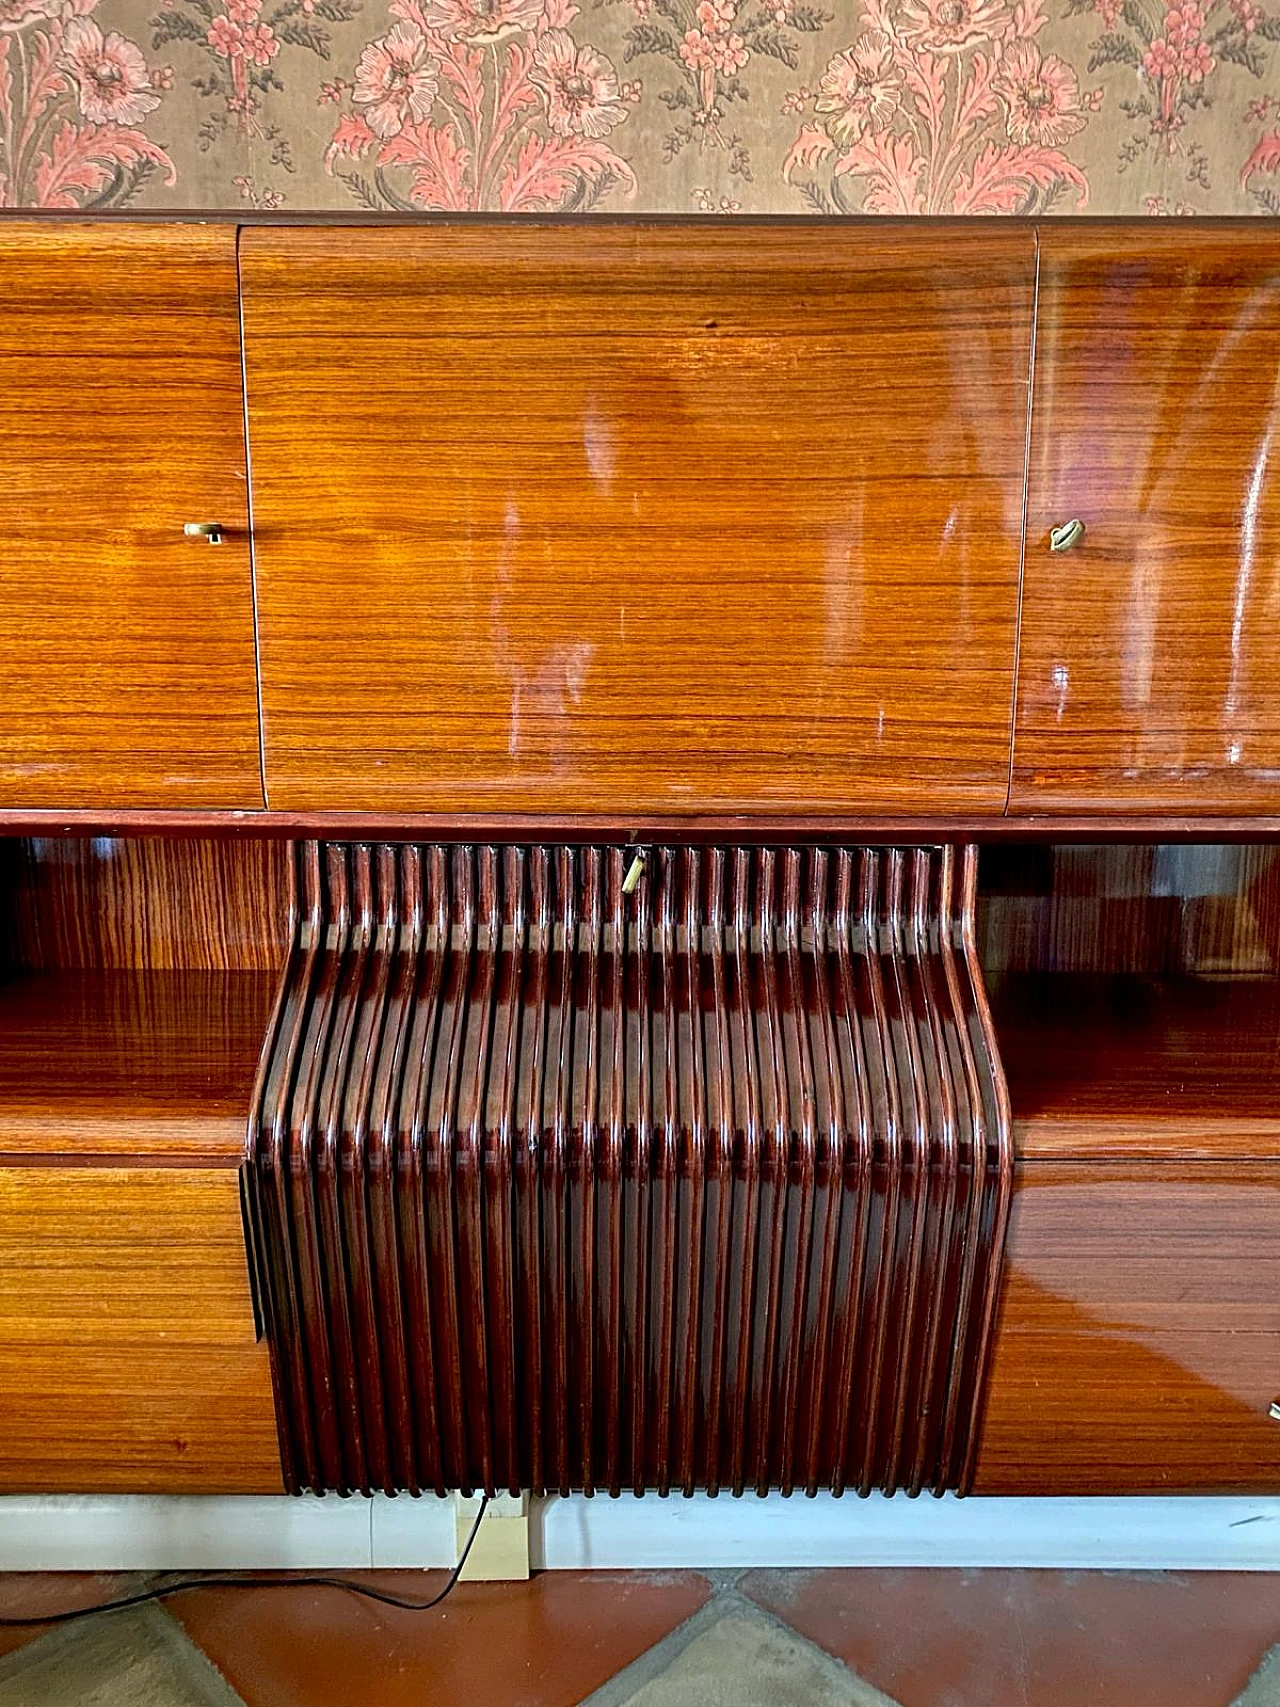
top-left (0, 968), bottom-right (277, 1162)
top-left (992, 972), bottom-right (1280, 1160)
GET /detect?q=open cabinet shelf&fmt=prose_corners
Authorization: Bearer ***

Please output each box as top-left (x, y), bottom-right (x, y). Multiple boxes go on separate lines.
top-left (976, 841), bottom-right (1280, 1495)
top-left (0, 968), bottom-right (277, 1162)
top-left (992, 971), bottom-right (1280, 1158)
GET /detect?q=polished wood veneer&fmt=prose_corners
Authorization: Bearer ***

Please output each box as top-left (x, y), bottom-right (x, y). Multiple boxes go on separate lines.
top-left (971, 842), bottom-right (1280, 1493)
top-left (240, 225), bottom-right (1033, 819)
top-left (1, 222), bottom-right (1278, 825)
top-left (3, 217), bottom-right (1280, 1503)
top-left (0, 226), bottom-right (263, 810)
top-left (0, 969), bottom-right (277, 1162)
top-left (0, 836), bottom-right (291, 973)
top-left (248, 838), bottom-right (1011, 1497)
top-left (976, 1160), bottom-right (1280, 1495)
top-left (978, 842), bottom-right (1280, 979)
top-left (0, 838), bottom-right (289, 1161)
top-left (0, 836), bottom-right (290, 1490)
top-left (1014, 226), bottom-right (1280, 816)
top-left (0, 1166), bottom-right (282, 1493)
top-left (992, 972), bottom-right (1280, 1160)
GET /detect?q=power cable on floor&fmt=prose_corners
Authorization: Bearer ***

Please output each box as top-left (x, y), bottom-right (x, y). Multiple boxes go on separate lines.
top-left (0, 1495), bottom-right (491, 1628)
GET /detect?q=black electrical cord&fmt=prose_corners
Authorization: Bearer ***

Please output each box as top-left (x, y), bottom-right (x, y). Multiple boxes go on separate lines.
top-left (0, 1494), bottom-right (492, 1629)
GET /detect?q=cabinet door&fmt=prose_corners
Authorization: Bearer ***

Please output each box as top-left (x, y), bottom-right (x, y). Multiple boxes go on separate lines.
top-left (0, 226), bottom-right (262, 810)
top-left (1013, 228), bottom-right (1280, 815)
top-left (241, 226), bottom-right (1033, 820)
top-left (0, 1167), bottom-right (282, 1492)
top-left (975, 1162), bottom-right (1280, 1494)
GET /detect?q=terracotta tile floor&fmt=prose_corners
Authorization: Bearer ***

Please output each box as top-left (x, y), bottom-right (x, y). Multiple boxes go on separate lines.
top-left (0, 1572), bottom-right (141, 1663)
top-left (0, 1567), bottom-right (1277, 1706)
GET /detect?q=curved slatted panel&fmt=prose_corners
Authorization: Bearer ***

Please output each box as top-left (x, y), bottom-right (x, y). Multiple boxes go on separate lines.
top-left (246, 842), bottom-right (1011, 1499)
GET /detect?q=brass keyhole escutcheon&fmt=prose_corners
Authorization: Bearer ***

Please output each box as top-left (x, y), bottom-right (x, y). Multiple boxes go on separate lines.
top-left (183, 522), bottom-right (224, 546)
top-left (1049, 518), bottom-right (1085, 553)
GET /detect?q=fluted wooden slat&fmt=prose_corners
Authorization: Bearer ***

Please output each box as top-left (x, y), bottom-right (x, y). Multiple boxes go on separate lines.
top-left (248, 841), bottom-right (1011, 1499)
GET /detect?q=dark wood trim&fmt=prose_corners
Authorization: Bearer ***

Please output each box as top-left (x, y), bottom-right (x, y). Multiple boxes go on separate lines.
top-left (2, 809), bottom-right (1280, 843)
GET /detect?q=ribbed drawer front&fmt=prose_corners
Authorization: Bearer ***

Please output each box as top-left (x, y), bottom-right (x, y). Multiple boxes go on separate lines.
top-left (246, 841), bottom-right (1011, 1499)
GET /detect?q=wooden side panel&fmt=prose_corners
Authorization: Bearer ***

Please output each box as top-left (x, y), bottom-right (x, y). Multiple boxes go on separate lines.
top-left (0, 225), bottom-right (263, 810)
top-left (993, 972), bottom-right (1280, 1161)
top-left (0, 837), bottom-right (292, 973)
top-left (977, 843), bottom-right (1280, 980)
top-left (975, 1161), bottom-right (1280, 1493)
top-left (1014, 226), bottom-right (1280, 815)
top-left (0, 1167), bottom-right (283, 1493)
top-left (241, 225), bottom-right (1033, 819)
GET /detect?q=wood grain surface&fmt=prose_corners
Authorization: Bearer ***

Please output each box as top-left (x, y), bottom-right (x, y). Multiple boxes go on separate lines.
top-left (977, 842), bottom-right (1280, 979)
top-left (975, 1159), bottom-right (1280, 1494)
top-left (248, 839), bottom-right (1011, 1497)
top-left (992, 971), bottom-right (1280, 1160)
top-left (0, 836), bottom-right (291, 973)
top-left (0, 969), bottom-right (278, 1162)
top-left (240, 223), bottom-right (1033, 819)
top-left (1014, 225), bottom-right (1280, 815)
top-left (0, 1166), bottom-right (282, 1493)
top-left (0, 224), bottom-right (263, 810)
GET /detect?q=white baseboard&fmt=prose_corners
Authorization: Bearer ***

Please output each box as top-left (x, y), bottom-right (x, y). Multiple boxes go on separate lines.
top-left (533, 1492), bottom-right (1280, 1572)
top-left (0, 1492), bottom-right (1277, 1573)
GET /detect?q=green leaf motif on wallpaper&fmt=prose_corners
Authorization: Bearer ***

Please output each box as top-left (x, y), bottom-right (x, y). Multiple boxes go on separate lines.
top-left (603, 0), bottom-right (831, 180)
top-left (152, 0), bottom-right (362, 172)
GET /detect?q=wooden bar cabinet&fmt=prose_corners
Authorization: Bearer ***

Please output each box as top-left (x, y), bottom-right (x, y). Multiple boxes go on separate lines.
top-left (0, 218), bottom-right (1275, 1499)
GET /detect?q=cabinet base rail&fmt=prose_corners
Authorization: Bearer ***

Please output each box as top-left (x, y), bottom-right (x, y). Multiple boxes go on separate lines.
top-left (245, 840), bottom-right (1012, 1499)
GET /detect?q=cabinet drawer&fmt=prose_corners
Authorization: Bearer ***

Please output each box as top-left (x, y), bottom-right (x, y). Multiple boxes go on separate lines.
top-left (241, 224), bottom-right (1032, 820)
top-left (0, 225), bottom-right (262, 810)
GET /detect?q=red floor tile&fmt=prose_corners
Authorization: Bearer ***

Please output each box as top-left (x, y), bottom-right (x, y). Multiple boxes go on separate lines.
top-left (0, 1573), bottom-right (144, 1662)
top-left (740, 1567), bottom-right (1280, 1707)
top-left (171, 1568), bottom-right (712, 1707)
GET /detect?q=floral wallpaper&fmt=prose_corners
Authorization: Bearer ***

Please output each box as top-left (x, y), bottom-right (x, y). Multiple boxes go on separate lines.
top-left (0, 0), bottom-right (1277, 208)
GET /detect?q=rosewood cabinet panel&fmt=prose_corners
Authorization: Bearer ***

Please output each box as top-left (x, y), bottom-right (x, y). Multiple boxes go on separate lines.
top-left (241, 224), bottom-right (1033, 819)
top-left (0, 225), bottom-right (262, 810)
top-left (1013, 227), bottom-right (1280, 815)
top-left (0, 1167), bottom-right (282, 1493)
top-left (975, 1161), bottom-right (1280, 1493)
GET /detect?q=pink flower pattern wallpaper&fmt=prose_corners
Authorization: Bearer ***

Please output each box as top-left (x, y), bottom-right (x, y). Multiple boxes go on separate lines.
top-left (0, 0), bottom-right (1276, 207)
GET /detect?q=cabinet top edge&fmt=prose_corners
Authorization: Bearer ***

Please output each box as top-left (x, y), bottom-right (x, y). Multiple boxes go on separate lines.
top-left (0, 210), bottom-right (1274, 232)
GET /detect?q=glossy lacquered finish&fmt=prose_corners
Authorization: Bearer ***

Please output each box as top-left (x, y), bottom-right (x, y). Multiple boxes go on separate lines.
top-left (247, 838), bottom-right (1011, 1498)
top-left (992, 971), bottom-right (1280, 1160)
top-left (1014, 226), bottom-right (1280, 816)
top-left (0, 835), bottom-right (291, 973)
top-left (0, 836), bottom-right (288, 1161)
top-left (975, 1160), bottom-right (1280, 1494)
top-left (0, 225), bottom-right (263, 810)
top-left (975, 838), bottom-right (1280, 1493)
top-left (979, 842), bottom-right (1280, 1158)
top-left (0, 969), bottom-right (277, 1163)
top-left (971, 838), bottom-right (1280, 1492)
top-left (0, 834), bottom-right (287, 1490)
top-left (0, 1166), bottom-right (282, 1493)
top-left (977, 841), bottom-right (1280, 980)
top-left (239, 224), bottom-right (1034, 819)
